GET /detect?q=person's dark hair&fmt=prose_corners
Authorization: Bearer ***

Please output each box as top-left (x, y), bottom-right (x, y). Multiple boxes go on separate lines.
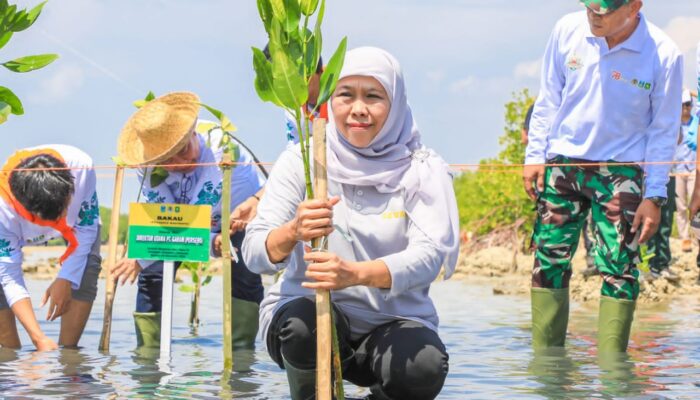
top-left (263, 43), bottom-right (323, 74)
top-left (9, 154), bottom-right (74, 221)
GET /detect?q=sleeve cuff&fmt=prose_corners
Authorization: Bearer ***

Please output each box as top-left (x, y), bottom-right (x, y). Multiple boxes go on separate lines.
top-left (643, 183), bottom-right (668, 199)
top-left (378, 253), bottom-right (411, 301)
top-left (244, 229), bottom-right (294, 274)
top-left (139, 259), bottom-right (157, 269)
top-left (57, 268), bottom-right (83, 290)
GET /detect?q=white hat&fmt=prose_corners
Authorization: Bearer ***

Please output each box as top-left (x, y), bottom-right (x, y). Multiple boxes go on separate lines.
top-left (682, 88), bottom-right (692, 104)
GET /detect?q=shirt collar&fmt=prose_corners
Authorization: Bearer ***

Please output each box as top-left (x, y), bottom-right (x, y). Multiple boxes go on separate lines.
top-left (585, 12), bottom-right (649, 53)
top-left (618, 13), bottom-right (648, 53)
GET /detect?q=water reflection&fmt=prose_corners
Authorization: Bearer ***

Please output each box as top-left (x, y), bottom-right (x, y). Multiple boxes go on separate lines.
top-left (0, 279), bottom-right (697, 399)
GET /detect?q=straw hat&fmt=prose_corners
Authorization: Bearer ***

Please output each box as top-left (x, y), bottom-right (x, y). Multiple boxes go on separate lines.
top-left (117, 92), bottom-right (200, 166)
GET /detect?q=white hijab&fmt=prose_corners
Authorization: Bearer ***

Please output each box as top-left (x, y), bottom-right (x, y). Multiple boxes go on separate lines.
top-left (326, 47), bottom-right (460, 278)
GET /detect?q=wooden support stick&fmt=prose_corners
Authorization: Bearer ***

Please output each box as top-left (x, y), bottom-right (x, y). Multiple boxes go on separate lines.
top-left (99, 166), bottom-right (125, 352)
top-left (312, 119), bottom-right (332, 400)
top-left (221, 151), bottom-right (234, 370)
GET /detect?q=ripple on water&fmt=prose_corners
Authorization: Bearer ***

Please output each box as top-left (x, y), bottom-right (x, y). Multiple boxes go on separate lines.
top-left (0, 279), bottom-right (698, 398)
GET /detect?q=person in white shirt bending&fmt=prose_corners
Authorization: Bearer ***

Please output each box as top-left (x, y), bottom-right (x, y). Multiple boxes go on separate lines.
top-left (0, 146), bottom-right (101, 351)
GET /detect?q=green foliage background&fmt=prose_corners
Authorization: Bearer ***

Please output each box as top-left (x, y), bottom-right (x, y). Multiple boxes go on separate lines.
top-left (454, 89), bottom-right (535, 237)
top-left (99, 206), bottom-right (128, 244)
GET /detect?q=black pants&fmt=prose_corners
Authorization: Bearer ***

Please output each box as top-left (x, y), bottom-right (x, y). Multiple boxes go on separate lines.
top-left (136, 230), bottom-right (264, 312)
top-left (266, 297), bottom-right (449, 400)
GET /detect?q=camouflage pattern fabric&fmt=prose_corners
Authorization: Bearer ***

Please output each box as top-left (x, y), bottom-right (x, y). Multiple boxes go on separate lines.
top-left (582, 211), bottom-right (596, 267)
top-left (645, 177), bottom-right (675, 272)
top-left (532, 156), bottom-right (644, 300)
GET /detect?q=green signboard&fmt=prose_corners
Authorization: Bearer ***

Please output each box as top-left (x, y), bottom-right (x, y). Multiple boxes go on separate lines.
top-left (127, 203), bottom-right (212, 262)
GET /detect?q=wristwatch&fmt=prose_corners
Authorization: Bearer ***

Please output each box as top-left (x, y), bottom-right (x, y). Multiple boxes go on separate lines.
top-left (647, 197), bottom-right (667, 207)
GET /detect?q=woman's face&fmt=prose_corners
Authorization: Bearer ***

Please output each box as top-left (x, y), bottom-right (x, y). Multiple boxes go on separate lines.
top-left (331, 76), bottom-right (391, 148)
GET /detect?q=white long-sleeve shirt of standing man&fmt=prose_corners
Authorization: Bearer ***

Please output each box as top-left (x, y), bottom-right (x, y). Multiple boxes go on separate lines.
top-left (526, 11), bottom-right (684, 199)
top-left (0, 145), bottom-right (100, 307)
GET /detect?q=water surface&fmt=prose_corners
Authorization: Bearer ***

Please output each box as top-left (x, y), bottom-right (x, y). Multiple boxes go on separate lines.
top-left (1, 278), bottom-right (698, 399)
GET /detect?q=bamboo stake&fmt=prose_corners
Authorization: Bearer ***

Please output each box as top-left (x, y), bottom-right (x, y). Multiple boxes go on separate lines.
top-left (99, 166), bottom-right (125, 352)
top-left (312, 119), bottom-right (332, 400)
top-left (221, 151), bottom-right (234, 370)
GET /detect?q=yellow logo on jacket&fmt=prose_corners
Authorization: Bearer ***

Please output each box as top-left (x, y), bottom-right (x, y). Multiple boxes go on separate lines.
top-left (382, 210), bottom-right (407, 220)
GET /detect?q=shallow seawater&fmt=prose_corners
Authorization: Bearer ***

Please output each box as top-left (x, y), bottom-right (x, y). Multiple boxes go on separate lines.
top-left (1, 278), bottom-right (699, 399)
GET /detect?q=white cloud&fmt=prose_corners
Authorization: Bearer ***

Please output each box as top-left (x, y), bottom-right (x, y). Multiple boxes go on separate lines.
top-left (514, 58), bottom-right (542, 80)
top-left (663, 17), bottom-right (700, 54)
top-left (30, 65), bottom-right (85, 104)
top-left (426, 69), bottom-right (446, 84)
top-left (449, 76), bottom-right (476, 94)
top-left (663, 17), bottom-right (700, 89)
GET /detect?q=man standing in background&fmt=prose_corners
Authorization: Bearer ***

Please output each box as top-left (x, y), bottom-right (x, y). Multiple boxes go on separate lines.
top-left (524, 0), bottom-right (683, 353)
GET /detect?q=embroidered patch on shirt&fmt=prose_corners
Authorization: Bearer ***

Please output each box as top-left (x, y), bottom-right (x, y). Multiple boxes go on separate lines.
top-left (195, 181), bottom-right (223, 206)
top-left (78, 192), bottom-right (100, 227)
top-left (566, 54), bottom-right (584, 71)
top-left (147, 190), bottom-right (166, 203)
top-left (611, 71), bottom-right (652, 91)
top-left (0, 239), bottom-right (14, 257)
top-left (382, 210), bottom-right (407, 220)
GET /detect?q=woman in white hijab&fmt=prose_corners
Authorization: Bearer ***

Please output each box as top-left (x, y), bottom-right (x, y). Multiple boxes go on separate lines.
top-left (243, 47), bottom-right (459, 400)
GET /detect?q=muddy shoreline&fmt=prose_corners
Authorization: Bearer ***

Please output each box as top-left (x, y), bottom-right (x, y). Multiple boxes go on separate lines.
top-left (454, 237), bottom-right (700, 304)
top-left (22, 240), bottom-right (700, 304)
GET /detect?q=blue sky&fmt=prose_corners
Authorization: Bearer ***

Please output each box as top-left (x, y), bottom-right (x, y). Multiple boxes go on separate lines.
top-left (2, 0), bottom-right (699, 209)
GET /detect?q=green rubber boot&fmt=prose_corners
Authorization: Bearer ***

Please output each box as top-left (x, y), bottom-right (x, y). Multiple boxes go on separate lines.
top-left (133, 312), bottom-right (161, 348)
top-left (231, 298), bottom-right (259, 350)
top-left (283, 358), bottom-right (316, 400)
top-left (597, 296), bottom-right (635, 353)
top-left (531, 288), bottom-right (569, 350)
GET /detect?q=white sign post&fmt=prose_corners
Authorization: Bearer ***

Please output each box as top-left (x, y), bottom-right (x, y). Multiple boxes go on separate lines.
top-left (160, 260), bottom-right (175, 361)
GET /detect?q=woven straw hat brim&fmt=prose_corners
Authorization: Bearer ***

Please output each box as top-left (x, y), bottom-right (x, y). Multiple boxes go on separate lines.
top-left (117, 92), bottom-right (201, 166)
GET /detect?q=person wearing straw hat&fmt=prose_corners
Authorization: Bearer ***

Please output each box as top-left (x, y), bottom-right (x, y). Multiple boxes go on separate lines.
top-left (112, 92), bottom-right (266, 350)
top-left (524, 0), bottom-right (683, 353)
top-left (244, 47), bottom-right (456, 400)
top-left (0, 145), bottom-right (101, 351)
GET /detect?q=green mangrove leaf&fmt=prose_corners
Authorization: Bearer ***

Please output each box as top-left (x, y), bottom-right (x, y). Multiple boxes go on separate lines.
top-left (111, 156), bottom-right (127, 166)
top-left (0, 102), bottom-right (11, 124)
top-left (0, 31), bottom-right (13, 50)
top-left (179, 284), bottom-right (195, 293)
top-left (2, 53), bottom-right (58, 73)
top-left (196, 121), bottom-right (217, 134)
top-left (316, 36), bottom-right (347, 106)
top-left (305, 28), bottom-right (322, 79)
top-left (270, 0), bottom-right (300, 33)
top-left (8, 1), bottom-right (46, 32)
top-left (252, 46), bottom-right (284, 107)
top-left (287, 28), bottom-right (304, 67)
top-left (300, 0), bottom-right (319, 16)
top-left (0, 86), bottom-right (23, 116)
top-left (200, 103), bottom-right (237, 133)
top-left (269, 0), bottom-right (286, 25)
top-left (0, 1), bottom-right (9, 13)
top-left (270, 33), bottom-right (308, 110)
top-left (314, 0), bottom-right (325, 33)
top-left (150, 167), bottom-right (169, 187)
top-left (133, 90), bottom-right (156, 108)
top-left (257, 0), bottom-right (273, 33)
top-left (202, 275), bottom-right (213, 286)
top-left (2, 5), bottom-right (16, 27)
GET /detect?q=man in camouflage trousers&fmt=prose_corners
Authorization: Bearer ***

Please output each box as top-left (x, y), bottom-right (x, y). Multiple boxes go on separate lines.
top-left (524, 0), bottom-right (682, 353)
